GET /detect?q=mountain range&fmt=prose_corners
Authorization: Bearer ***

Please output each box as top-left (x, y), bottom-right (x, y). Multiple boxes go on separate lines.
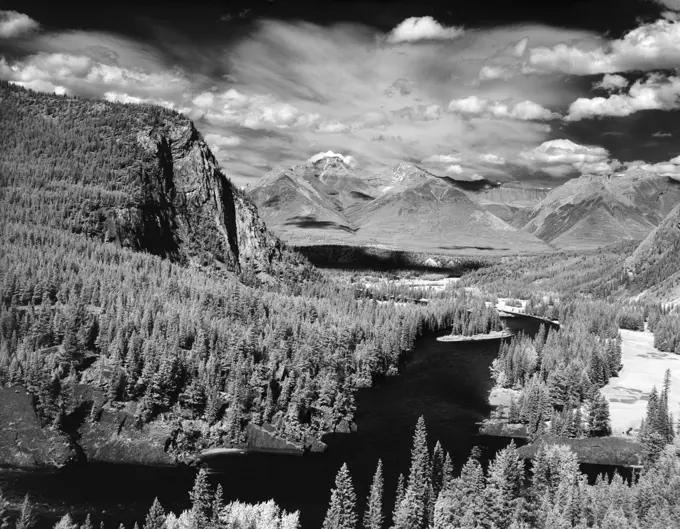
top-left (249, 159), bottom-right (552, 254)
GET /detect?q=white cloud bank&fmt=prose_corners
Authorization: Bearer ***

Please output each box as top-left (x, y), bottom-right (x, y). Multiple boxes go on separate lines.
top-left (529, 18), bottom-right (680, 74)
top-left (0, 10), bottom-right (40, 39)
top-left (519, 139), bottom-right (615, 177)
top-left (307, 151), bottom-right (357, 167)
top-left (448, 96), bottom-right (558, 121)
top-left (567, 74), bottom-right (680, 120)
top-left (385, 17), bottom-right (465, 44)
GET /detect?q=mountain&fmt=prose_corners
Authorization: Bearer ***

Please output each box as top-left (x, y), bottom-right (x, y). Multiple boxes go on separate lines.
top-left (249, 159), bottom-right (552, 253)
top-left (464, 182), bottom-right (551, 225)
top-left (520, 170), bottom-right (680, 249)
top-left (1, 81), bottom-right (280, 274)
top-left (624, 204), bottom-right (680, 300)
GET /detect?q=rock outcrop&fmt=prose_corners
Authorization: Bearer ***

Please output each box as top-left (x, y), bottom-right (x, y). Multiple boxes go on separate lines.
top-left (0, 387), bottom-right (76, 468)
top-left (126, 122), bottom-right (281, 273)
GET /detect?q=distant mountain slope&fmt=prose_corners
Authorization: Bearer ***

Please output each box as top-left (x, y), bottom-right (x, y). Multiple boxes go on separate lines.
top-left (0, 81), bottom-right (280, 273)
top-left (465, 182), bottom-right (551, 225)
top-left (353, 173), bottom-right (551, 252)
top-left (625, 204), bottom-right (680, 301)
top-left (249, 159), bottom-right (552, 253)
top-left (521, 170), bottom-right (680, 249)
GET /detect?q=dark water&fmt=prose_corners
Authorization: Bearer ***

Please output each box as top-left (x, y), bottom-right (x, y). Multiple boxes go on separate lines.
top-left (0, 329), bottom-right (521, 529)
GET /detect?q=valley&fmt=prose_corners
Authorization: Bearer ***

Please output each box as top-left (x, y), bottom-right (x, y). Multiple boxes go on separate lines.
top-left (3, 79), bottom-right (680, 529)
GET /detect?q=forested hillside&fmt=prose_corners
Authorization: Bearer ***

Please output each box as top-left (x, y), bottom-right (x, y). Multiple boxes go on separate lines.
top-left (0, 83), bottom-right (464, 462)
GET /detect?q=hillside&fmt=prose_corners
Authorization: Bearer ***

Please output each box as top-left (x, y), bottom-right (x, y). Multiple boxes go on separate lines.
top-left (0, 82), bottom-right (464, 468)
top-left (249, 159), bottom-right (552, 254)
top-left (0, 81), bottom-right (282, 275)
top-left (467, 182), bottom-right (551, 225)
top-left (625, 204), bottom-right (680, 301)
top-left (521, 170), bottom-right (680, 249)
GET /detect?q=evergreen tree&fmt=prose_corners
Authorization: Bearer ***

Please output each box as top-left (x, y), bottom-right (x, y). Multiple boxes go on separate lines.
top-left (483, 441), bottom-right (525, 529)
top-left (143, 498), bottom-right (166, 529)
top-left (189, 468), bottom-right (213, 528)
top-left (323, 463), bottom-right (357, 529)
top-left (363, 460), bottom-right (384, 529)
top-left (16, 495), bottom-right (36, 529)
top-left (81, 515), bottom-right (94, 529)
top-left (392, 474), bottom-right (405, 526)
top-left (0, 492), bottom-right (10, 529)
top-left (393, 416), bottom-right (431, 529)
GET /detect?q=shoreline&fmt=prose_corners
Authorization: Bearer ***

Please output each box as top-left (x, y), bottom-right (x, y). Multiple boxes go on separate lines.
top-left (437, 330), bottom-right (514, 342)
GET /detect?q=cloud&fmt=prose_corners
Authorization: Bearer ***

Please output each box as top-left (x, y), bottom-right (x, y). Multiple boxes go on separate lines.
top-left (422, 154), bottom-right (463, 164)
top-left (448, 96), bottom-right (558, 120)
top-left (392, 104), bottom-right (442, 121)
top-left (385, 17), bottom-right (465, 44)
top-left (308, 151), bottom-right (357, 167)
top-left (316, 121), bottom-right (351, 133)
top-left (205, 133), bottom-right (242, 150)
top-left (0, 15), bottom-right (595, 185)
top-left (0, 10), bottom-right (40, 39)
top-left (593, 74), bottom-right (629, 92)
top-left (519, 139), bottom-right (612, 176)
top-left (566, 74), bottom-right (680, 121)
top-left (478, 65), bottom-right (512, 81)
top-left (446, 164), bottom-right (464, 174)
top-left (479, 153), bottom-right (506, 165)
top-left (655, 0), bottom-right (680, 10)
top-left (529, 18), bottom-right (680, 74)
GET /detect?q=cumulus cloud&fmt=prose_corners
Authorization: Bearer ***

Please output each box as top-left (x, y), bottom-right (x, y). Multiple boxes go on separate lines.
top-left (0, 10), bottom-right (40, 39)
top-left (478, 65), bottom-right (512, 81)
top-left (529, 18), bottom-right (680, 74)
top-left (479, 153), bottom-right (506, 164)
top-left (446, 164), bottom-right (464, 174)
top-left (205, 133), bottom-right (242, 150)
top-left (519, 139), bottom-right (612, 176)
top-left (566, 74), bottom-right (680, 121)
top-left (655, 0), bottom-right (680, 11)
top-left (308, 151), bottom-right (357, 167)
top-left (385, 17), bottom-right (465, 44)
top-left (593, 74), bottom-right (629, 92)
top-left (316, 121), bottom-right (351, 133)
top-left (628, 155), bottom-right (680, 180)
top-left (422, 154), bottom-right (464, 164)
top-left (392, 104), bottom-right (442, 121)
top-left (448, 96), bottom-right (558, 120)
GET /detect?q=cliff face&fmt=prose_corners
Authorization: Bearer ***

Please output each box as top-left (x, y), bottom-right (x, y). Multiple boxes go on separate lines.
top-left (124, 122), bottom-right (281, 273)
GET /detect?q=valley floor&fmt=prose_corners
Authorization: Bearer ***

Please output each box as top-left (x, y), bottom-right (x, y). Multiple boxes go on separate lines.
top-left (601, 328), bottom-right (680, 435)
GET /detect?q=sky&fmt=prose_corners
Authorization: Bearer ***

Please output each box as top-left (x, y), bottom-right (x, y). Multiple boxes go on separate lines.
top-left (3, 0), bottom-right (680, 188)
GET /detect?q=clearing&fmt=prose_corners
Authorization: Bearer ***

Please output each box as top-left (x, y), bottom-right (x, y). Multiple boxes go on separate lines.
top-left (601, 328), bottom-right (680, 435)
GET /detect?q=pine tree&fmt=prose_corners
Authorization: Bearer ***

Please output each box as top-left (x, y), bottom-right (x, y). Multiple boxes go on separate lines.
top-left (392, 474), bottom-right (405, 525)
top-left (143, 498), bottom-right (166, 529)
top-left (323, 463), bottom-right (357, 529)
top-left (363, 460), bottom-right (384, 529)
top-left (16, 494), bottom-right (36, 529)
top-left (393, 416), bottom-right (431, 529)
top-left (190, 468), bottom-right (213, 528)
top-left (483, 441), bottom-right (525, 529)
top-left (81, 514), bottom-right (94, 529)
top-left (441, 453), bottom-right (454, 491)
top-left (0, 492), bottom-right (11, 529)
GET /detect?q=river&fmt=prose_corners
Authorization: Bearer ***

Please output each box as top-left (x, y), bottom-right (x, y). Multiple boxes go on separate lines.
top-left (0, 329), bottom-right (518, 529)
